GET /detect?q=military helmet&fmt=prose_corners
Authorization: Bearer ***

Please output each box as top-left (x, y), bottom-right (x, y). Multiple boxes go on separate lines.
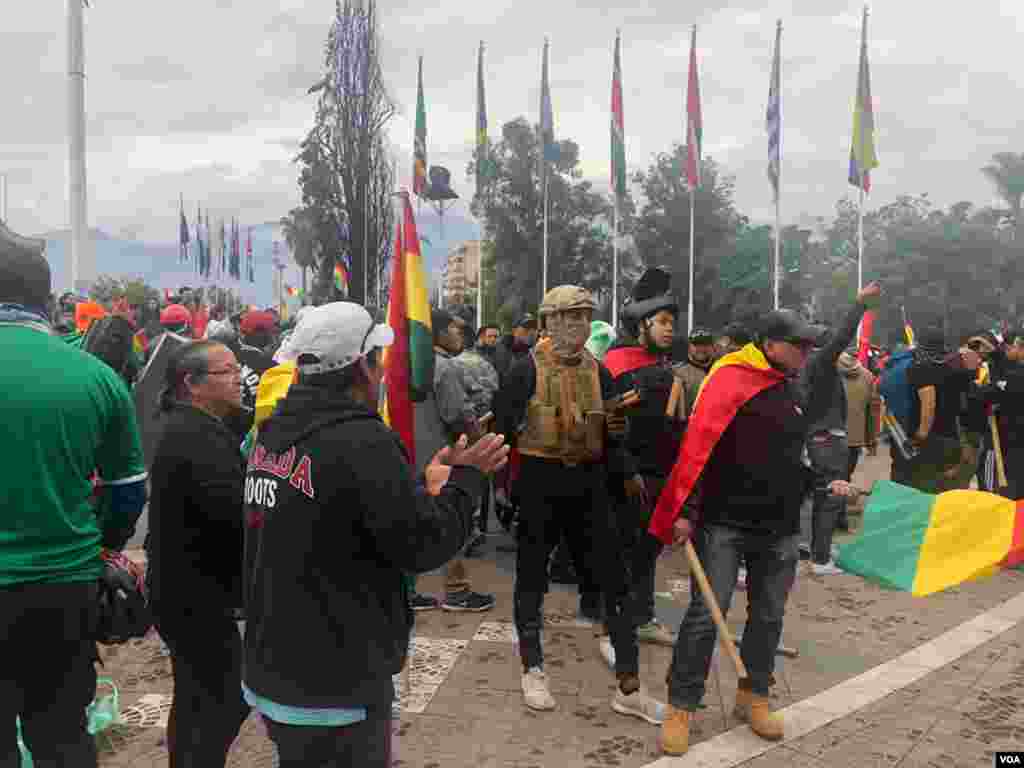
top-left (539, 285), bottom-right (597, 317)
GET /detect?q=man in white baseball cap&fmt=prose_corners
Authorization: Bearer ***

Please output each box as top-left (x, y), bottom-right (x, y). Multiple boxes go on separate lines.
top-left (242, 302), bottom-right (508, 766)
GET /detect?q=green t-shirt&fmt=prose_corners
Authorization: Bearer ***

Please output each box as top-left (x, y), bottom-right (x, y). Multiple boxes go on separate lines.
top-left (0, 326), bottom-right (147, 586)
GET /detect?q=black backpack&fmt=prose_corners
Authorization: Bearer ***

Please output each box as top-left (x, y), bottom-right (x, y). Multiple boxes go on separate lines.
top-left (83, 315), bottom-right (136, 381)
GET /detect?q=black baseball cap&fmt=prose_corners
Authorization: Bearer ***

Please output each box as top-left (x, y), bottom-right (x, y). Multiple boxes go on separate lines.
top-left (688, 327), bottom-right (715, 344)
top-left (515, 313), bottom-right (537, 330)
top-left (756, 309), bottom-right (823, 346)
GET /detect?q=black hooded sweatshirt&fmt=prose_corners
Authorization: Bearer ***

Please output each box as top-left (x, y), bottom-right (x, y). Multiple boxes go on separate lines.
top-left (242, 385), bottom-right (486, 712)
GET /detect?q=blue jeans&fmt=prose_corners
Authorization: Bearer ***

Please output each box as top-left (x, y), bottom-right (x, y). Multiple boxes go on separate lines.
top-left (667, 525), bottom-right (798, 710)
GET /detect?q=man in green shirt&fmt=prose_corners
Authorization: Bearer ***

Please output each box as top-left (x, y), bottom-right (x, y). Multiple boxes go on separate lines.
top-left (0, 225), bottom-right (147, 767)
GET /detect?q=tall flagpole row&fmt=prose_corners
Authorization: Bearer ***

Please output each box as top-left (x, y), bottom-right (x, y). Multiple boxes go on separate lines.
top-left (687, 188), bottom-right (695, 335)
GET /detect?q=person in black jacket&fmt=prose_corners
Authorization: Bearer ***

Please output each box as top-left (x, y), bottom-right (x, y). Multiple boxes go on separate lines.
top-left (242, 302), bottom-right (508, 768)
top-left (603, 268), bottom-right (684, 649)
top-left (650, 289), bottom-right (875, 756)
top-left (146, 340), bottom-right (250, 768)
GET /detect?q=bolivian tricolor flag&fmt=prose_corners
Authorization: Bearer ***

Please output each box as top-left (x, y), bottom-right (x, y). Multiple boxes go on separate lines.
top-left (381, 192), bottom-right (433, 464)
top-left (837, 481), bottom-right (1024, 596)
top-left (649, 344), bottom-right (786, 544)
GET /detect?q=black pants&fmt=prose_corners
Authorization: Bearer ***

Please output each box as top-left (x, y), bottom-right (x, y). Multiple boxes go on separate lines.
top-left (264, 715), bottom-right (391, 768)
top-left (514, 461), bottom-right (638, 677)
top-left (618, 475), bottom-right (666, 627)
top-left (0, 581), bottom-right (99, 768)
top-left (808, 434), bottom-right (848, 563)
top-left (154, 609), bottom-right (249, 768)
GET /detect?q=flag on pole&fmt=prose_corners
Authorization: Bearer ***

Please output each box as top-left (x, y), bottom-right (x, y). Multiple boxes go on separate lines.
top-left (413, 56), bottom-right (428, 197)
top-left (475, 41), bottom-right (491, 194)
top-left (334, 260), bottom-right (350, 295)
top-left (219, 219), bottom-right (227, 278)
top-left (856, 310), bottom-right (875, 366)
top-left (178, 197), bottom-right (190, 263)
top-left (848, 7), bottom-right (879, 192)
top-left (205, 213), bottom-right (212, 278)
top-left (685, 26), bottom-right (703, 190)
top-left (610, 31), bottom-right (626, 202)
top-left (902, 306), bottom-right (915, 347)
top-left (195, 206), bottom-right (205, 275)
top-left (381, 193), bottom-right (434, 464)
top-left (540, 38), bottom-right (556, 163)
top-left (246, 228), bottom-right (254, 283)
top-left (766, 21), bottom-right (782, 203)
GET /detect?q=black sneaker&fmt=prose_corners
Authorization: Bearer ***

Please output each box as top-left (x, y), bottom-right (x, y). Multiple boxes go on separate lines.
top-left (441, 591), bottom-right (496, 612)
top-left (410, 593), bottom-right (440, 611)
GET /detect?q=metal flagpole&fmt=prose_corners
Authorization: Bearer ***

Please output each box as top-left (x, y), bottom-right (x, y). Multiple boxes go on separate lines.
top-left (774, 200), bottom-right (782, 310)
top-left (68, 0), bottom-right (89, 294)
top-left (476, 234), bottom-right (483, 326)
top-left (542, 168), bottom-right (549, 298)
top-left (773, 21), bottom-right (782, 311)
top-left (363, 188), bottom-right (370, 305)
top-left (612, 200), bottom-right (619, 328)
top-left (858, 186), bottom-right (865, 291)
top-left (687, 188), bottom-right (695, 335)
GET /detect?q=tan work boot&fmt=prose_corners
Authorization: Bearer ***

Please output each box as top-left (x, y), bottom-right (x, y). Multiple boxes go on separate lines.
top-left (660, 706), bottom-right (691, 755)
top-left (734, 687), bottom-right (784, 741)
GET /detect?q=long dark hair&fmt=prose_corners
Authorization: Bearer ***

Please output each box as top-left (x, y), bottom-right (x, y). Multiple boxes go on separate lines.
top-left (158, 340), bottom-right (220, 413)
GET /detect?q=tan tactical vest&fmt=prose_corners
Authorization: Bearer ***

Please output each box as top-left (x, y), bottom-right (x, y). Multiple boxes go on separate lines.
top-left (518, 345), bottom-right (605, 466)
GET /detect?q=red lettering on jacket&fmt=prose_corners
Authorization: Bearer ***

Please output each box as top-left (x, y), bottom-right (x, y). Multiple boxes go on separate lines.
top-left (289, 455), bottom-right (315, 499)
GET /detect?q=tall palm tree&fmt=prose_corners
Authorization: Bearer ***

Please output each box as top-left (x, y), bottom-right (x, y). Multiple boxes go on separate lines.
top-left (280, 208), bottom-right (317, 300)
top-left (981, 152), bottom-right (1024, 242)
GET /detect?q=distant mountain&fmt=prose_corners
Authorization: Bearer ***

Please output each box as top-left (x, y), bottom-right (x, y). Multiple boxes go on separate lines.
top-left (39, 207), bottom-right (482, 307)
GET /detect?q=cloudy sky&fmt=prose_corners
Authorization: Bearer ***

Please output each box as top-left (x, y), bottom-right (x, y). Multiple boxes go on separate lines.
top-left (1, 0), bottom-right (1019, 251)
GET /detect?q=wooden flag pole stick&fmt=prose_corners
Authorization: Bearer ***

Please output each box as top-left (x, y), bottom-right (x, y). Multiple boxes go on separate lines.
top-left (990, 412), bottom-right (1009, 489)
top-left (684, 540), bottom-right (748, 680)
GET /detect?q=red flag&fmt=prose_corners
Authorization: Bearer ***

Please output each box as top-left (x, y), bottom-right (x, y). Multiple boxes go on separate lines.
top-left (684, 26), bottom-right (703, 190)
top-left (857, 310), bottom-right (875, 366)
top-left (383, 217), bottom-right (414, 461)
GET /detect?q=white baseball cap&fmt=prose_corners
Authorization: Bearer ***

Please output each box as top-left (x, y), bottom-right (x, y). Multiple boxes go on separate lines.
top-left (289, 302), bottom-right (394, 375)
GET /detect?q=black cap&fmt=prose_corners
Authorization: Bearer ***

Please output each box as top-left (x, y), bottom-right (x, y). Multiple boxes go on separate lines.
top-left (917, 325), bottom-right (947, 356)
top-left (688, 327), bottom-right (714, 343)
top-left (514, 313), bottom-right (537, 329)
top-left (756, 309), bottom-right (823, 345)
top-left (0, 221), bottom-right (50, 311)
top-left (719, 321), bottom-right (752, 346)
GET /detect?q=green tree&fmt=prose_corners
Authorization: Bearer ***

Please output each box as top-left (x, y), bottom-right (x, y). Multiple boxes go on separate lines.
top-left (632, 147), bottom-right (745, 329)
top-left (470, 118), bottom-right (624, 315)
top-left (280, 207), bottom-right (318, 300)
top-left (981, 152), bottom-right (1024, 242)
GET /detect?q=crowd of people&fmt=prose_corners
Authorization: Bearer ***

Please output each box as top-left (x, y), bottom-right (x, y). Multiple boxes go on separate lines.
top-left (6, 219), bottom-right (1024, 766)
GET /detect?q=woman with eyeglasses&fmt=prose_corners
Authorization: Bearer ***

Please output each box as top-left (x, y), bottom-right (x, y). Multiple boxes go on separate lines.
top-left (146, 340), bottom-right (250, 767)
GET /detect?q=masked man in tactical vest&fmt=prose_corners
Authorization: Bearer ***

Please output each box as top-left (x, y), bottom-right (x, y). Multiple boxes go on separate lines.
top-left (497, 285), bottom-right (665, 723)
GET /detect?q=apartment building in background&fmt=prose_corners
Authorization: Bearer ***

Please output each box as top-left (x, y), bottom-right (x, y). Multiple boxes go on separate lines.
top-left (444, 240), bottom-right (481, 305)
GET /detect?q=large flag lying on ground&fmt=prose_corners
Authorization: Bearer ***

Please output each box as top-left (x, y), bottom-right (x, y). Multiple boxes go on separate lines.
top-left (381, 193), bottom-right (433, 463)
top-left (649, 343), bottom-right (785, 544)
top-left (836, 481), bottom-right (1024, 596)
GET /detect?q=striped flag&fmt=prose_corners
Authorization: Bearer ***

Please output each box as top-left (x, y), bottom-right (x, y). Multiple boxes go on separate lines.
top-left (246, 227), bottom-right (254, 283)
top-left (848, 7), bottom-right (879, 192)
top-left (475, 41), bottom-right (491, 194)
top-left (178, 197), bottom-right (190, 263)
top-left (334, 260), bottom-right (349, 295)
top-left (540, 39), bottom-right (556, 163)
top-left (205, 212), bottom-right (212, 278)
top-left (685, 26), bottom-right (703, 190)
top-left (413, 56), bottom-right (428, 196)
top-left (610, 31), bottom-right (626, 202)
top-left (766, 21), bottom-right (782, 203)
top-left (381, 192), bottom-right (434, 464)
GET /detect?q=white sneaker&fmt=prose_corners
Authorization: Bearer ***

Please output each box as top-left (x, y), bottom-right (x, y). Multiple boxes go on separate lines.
top-left (812, 560), bottom-right (844, 576)
top-left (521, 667), bottom-right (556, 711)
top-left (599, 635), bottom-right (616, 670)
top-left (611, 684), bottom-right (667, 725)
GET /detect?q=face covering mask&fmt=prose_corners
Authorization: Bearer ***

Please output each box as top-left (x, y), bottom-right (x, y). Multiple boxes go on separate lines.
top-left (547, 313), bottom-right (589, 361)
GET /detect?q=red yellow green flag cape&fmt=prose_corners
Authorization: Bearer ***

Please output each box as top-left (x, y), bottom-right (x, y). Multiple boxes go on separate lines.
top-left (649, 344), bottom-right (785, 544)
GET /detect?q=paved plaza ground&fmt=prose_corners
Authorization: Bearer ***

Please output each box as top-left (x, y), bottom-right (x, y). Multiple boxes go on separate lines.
top-left (94, 446), bottom-right (1024, 767)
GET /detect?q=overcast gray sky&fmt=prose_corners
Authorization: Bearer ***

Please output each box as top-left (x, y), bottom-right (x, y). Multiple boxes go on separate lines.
top-left (1, 0), bottom-right (1019, 245)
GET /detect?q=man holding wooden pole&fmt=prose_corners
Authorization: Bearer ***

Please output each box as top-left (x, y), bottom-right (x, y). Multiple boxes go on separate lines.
top-left (973, 329), bottom-right (1024, 500)
top-left (647, 289), bottom-right (874, 756)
